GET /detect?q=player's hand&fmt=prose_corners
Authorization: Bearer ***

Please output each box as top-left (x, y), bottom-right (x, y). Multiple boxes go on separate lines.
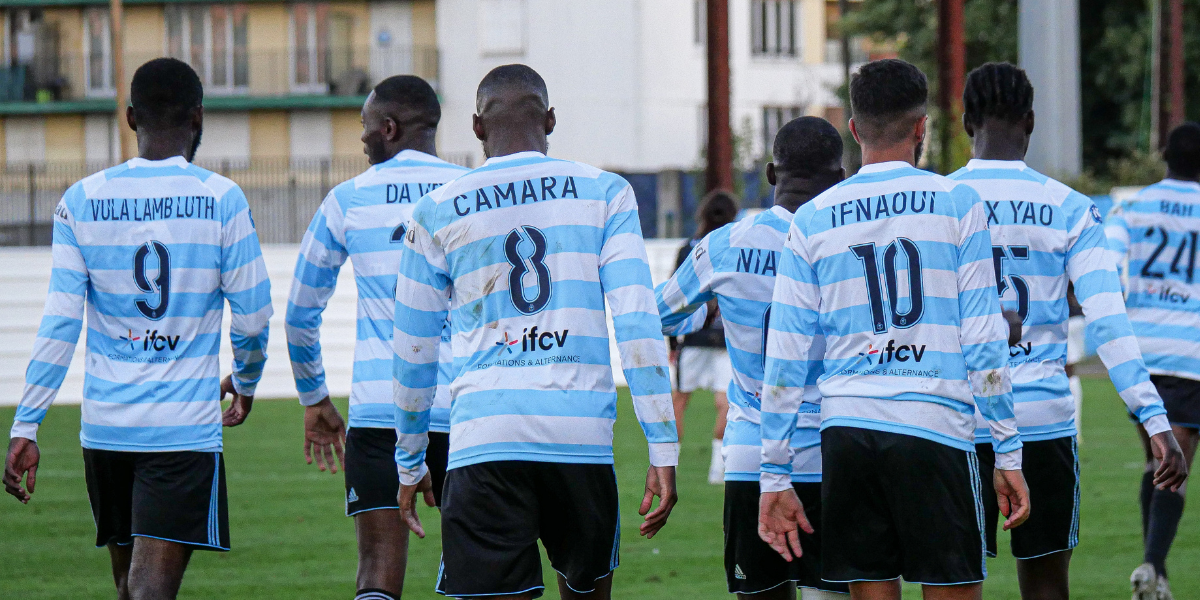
top-left (758, 488), bottom-right (813, 562)
top-left (1003, 309), bottom-right (1023, 346)
top-left (993, 468), bottom-right (1031, 530)
top-left (668, 349), bottom-right (679, 366)
top-left (220, 375), bottom-right (254, 427)
top-left (304, 397), bottom-right (347, 474)
top-left (397, 470), bottom-right (437, 538)
top-left (639, 465), bottom-right (677, 539)
top-left (1150, 430), bottom-right (1189, 492)
top-left (4, 437), bottom-right (40, 504)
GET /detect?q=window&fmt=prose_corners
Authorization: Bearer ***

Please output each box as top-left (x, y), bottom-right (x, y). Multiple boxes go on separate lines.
top-left (166, 5), bottom-right (248, 94)
top-left (478, 0), bottom-right (525, 56)
top-left (83, 8), bottom-right (113, 95)
top-left (693, 0), bottom-right (706, 46)
top-left (762, 105), bottom-right (805, 157)
top-left (291, 3), bottom-right (330, 92)
top-left (751, 0), bottom-right (797, 57)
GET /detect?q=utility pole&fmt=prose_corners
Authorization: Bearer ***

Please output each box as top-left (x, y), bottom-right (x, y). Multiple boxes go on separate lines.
top-left (110, 0), bottom-right (129, 160)
top-left (1167, 0), bottom-right (1185, 131)
top-left (936, 0), bottom-right (964, 174)
top-left (706, 0), bottom-right (733, 193)
top-left (1019, 0), bottom-right (1081, 176)
top-left (1149, 0), bottom-right (1162, 149)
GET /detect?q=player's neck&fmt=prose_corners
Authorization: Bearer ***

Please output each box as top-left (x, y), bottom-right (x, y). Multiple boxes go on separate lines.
top-left (137, 133), bottom-right (194, 162)
top-left (970, 129), bottom-right (1028, 162)
top-left (859, 144), bottom-right (917, 168)
top-left (1165, 169), bottom-right (1200, 184)
top-left (484, 134), bottom-right (548, 160)
top-left (774, 175), bottom-right (839, 213)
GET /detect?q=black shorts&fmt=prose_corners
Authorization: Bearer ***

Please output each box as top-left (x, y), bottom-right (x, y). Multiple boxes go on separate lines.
top-left (344, 428), bottom-right (453, 514)
top-left (1151, 375), bottom-right (1200, 429)
top-left (821, 427), bottom-right (986, 585)
top-left (83, 449), bottom-right (228, 551)
top-left (724, 481), bottom-right (848, 595)
top-left (436, 461), bottom-right (619, 598)
top-left (977, 437), bottom-right (1078, 559)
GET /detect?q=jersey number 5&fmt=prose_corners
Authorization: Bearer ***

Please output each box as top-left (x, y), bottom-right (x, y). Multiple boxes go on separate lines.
top-left (851, 238), bottom-right (925, 334)
top-left (992, 245), bottom-right (1030, 322)
top-left (505, 225), bottom-right (552, 315)
top-left (133, 241), bottom-right (171, 320)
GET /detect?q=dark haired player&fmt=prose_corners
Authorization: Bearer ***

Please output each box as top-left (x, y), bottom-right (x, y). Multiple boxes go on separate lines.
top-left (391, 64), bottom-right (679, 599)
top-left (4, 58), bottom-right (271, 599)
top-left (948, 61), bottom-right (1187, 600)
top-left (1106, 122), bottom-right (1200, 600)
top-left (758, 59), bottom-right (1030, 600)
top-left (658, 116), bottom-right (847, 600)
top-left (286, 75), bottom-right (465, 600)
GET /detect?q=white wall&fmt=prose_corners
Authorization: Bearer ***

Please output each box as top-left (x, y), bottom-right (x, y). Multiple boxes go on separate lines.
top-left (369, 0), bottom-right (415, 82)
top-left (195, 111), bottom-right (252, 162)
top-left (4, 116), bottom-right (45, 166)
top-left (289, 110), bottom-right (334, 161)
top-left (83, 114), bottom-right (119, 165)
top-left (0, 240), bottom-right (686, 406)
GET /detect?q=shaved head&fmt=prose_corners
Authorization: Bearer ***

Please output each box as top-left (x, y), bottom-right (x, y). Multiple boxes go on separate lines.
top-left (472, 64), bottom-right (555, 158)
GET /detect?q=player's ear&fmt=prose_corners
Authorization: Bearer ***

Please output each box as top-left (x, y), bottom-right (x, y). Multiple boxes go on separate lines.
top-left (914, 115), bottom-right (928, 144)
top-left (962, 113), bottom-right (975, 139)
top-left (766, 162), bottom-right (777, 186)
top-left (1024, 110), bottom-right (1035, 136)
top-left (545, 107), bottom-right (556, 136)
top-left (126, 106), bottom-right (137, 132)
top-left (191, 106), bottom-right (204, 134)
top-left (385, 117), bottom-right (400, 142)
top-left (848, 118), bottom-right (861, 145)
top-left (472, 114), bottom-right (486, 142)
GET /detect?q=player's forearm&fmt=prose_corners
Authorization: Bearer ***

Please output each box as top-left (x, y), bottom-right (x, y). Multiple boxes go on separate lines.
top-left (284, 308), bottom-right (330, 405)
top-left (616, 332), bottom-right (680, 466)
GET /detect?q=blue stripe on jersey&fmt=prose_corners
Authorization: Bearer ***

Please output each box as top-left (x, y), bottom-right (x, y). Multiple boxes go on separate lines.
top-left (391, 151), bottom-right (678, 485)
top-left (760, 161), bottom-right (1021, 490)
top-left (11, 156), bottom-right (272, 451)
top-left (951, 160), bottom-right (1168, 439)
top-left (1106, 179), bottom-right (1200, 386)
top-left (285, 150), bottom-right (466, 429)
top-left (656, 205), bottom-right (825, 481)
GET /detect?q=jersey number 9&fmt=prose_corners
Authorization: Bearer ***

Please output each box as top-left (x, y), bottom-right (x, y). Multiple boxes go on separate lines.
top-left (133, 241), bottom-right (171, 320)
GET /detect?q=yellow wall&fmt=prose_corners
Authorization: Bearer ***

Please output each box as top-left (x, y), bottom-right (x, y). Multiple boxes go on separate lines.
top-left (249, 111), bottom-right (289, 159)
top-left (41, 8), bottom-right (84, 99)
top-left (124, 6), bottom-right (165, 73)
top-left (247, 4), bottom-right (289, 96)
top-left (412, 0), bottom-right (437, 49)
top-left (802, 0), bottom-right (825, 65)
top-left (329, 1), bottom-right (371, 70)
top-left (331, 108), bottom-right (363, 157)
top-left (44, 114), bottom-right (85, 162)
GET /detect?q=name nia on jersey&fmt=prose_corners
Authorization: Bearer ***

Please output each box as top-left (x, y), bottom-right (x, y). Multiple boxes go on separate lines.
top-left (736, 248), bottom-right (779, 275)
top-left (452, 176), bottom-right (580, 216)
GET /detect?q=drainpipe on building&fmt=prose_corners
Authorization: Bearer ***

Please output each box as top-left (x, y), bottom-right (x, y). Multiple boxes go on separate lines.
top-left (706, 0), bottom-right (733, 194)
top-left (111, 0), bottom-right (130, 161)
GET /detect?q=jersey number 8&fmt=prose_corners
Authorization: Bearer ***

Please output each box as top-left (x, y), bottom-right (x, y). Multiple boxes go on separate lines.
top-left (505, 225), bottom-right (553, 315)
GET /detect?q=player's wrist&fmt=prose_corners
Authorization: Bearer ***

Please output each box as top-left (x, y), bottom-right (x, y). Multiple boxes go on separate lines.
top-left (298, 388), bottom-right (330, 407)
top-left (995, 448), bottom-right (1023, 471)
top-left (648, 442), bottom-right (680, 467)
top-left (760, 472), bottom-right (792, 493)
top-left (9, 421), bottom-right (38, 443)
top-left (397, 462), bottom-right (429, 487)
top-left (1142, 414), bottom-right (1171, 438)
top-left (230, 376), bottom-right (257, 398)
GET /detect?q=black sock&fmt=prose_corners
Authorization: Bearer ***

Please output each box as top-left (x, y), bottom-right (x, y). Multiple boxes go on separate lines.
top-left (1144, 488), bottom-right (1186, 578)
top-left (1140, 470), bottom-right (1155, 541)
top-left (354, 589), bottom-right (397, 600)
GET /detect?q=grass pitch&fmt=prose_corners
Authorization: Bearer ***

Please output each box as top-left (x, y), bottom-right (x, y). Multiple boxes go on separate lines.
top-left (0, 377), bottom-right (1196, 599)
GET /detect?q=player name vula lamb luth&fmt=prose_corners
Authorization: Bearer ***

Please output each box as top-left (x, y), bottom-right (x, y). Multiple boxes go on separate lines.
top-left (88, 196), bottom-right (217, 222)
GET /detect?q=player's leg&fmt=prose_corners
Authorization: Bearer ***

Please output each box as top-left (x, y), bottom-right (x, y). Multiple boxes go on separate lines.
top-left (918, 583), bottom-right (982, 600)
top-left (675, 346), bottom-right (703, 440)
top-left (539, 463), bottom-right (620, 600)
top-left (437, 461), bottom-right (543, 599)
top-left (345, 427), bottom-right (410, 599)
top-left (107, 542), bottom-right (133, 600)
top-left (724, 481), bottom-right (801, 599)
top-left (1143, 424), bottom-right (1197, 576)
top-left (427, 431), bottom-right (451, 507)
top-left (673, 390), bottom-right (692, 439)
top-left (847, 580), bottom-right (900, 600)
top-left (127, 537), bottom-right (193, 600)
top-left (714, 390), bottom-right (729, 440)
top-left (1015, 551), bottom-right (1071, 600)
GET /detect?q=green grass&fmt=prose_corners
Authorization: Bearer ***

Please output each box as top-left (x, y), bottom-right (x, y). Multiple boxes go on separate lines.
top-left (0, 378), bottom-right (1196, 598)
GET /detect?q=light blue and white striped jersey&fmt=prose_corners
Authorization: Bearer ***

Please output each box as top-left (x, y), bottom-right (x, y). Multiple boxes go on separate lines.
top-left (391, 151), bottom-right (679, 485)
top-left (286, 151), bottom-right (466, 431)
top-left (1106, 178), bottom-right (1200, 384)
top-left (760, 161), bottom-right (1021, 492)
top-left (657, 206), bottom-right (824, 482)
top-left (9, 156), bottom-right (272, 452)
top-left (949, 160), bottom-right (1169, 440)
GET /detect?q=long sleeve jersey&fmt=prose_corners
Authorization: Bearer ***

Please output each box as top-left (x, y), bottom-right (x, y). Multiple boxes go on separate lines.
top-left (949, 160), bottom-right (1169, 440)
top-left (391, 151), bottom-right (679, 485)
top-left (657, 206), bottom-right (824, 482)
top-left (10, 156), bottom-right (272, 451)
top-left (760, 161), bottom-right (1020, 492)
top-left (1106, 178), bottom-right (1200, 384)
top-left (286, 151), bottom-right (466, 431)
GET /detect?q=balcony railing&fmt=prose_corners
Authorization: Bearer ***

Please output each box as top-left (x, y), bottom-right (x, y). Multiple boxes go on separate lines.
top-left (0, 45), bottom-right (438, 104)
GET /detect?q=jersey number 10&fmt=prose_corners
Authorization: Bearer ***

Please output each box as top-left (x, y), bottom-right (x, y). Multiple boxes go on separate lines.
top-left (851, 238), bottom-right (925, 334)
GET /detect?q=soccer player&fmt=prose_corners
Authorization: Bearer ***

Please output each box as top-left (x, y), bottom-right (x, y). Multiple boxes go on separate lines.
top-left (757, 59), bottom-right (1030, 600)
top-left (3, 58), bottom-right (271, 599)
top-left (391, 64), bottom-right (679, 599)
top-left (286, 75), bottom-right (466, 600)
top-left (948, 62), bottom-right (1188, 600)
top-left (657, 116), bottom-right (847, 600)
top-left (1106, 121), bottom-right (1200, 600)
